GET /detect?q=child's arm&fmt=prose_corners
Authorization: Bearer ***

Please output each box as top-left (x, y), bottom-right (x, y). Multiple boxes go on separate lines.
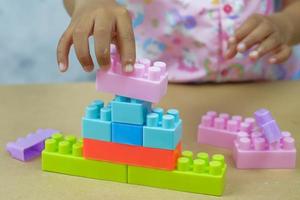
top-left (226, 0), bottom-right (300, 64)
top-left (57, 0), bottom-right (136, 73)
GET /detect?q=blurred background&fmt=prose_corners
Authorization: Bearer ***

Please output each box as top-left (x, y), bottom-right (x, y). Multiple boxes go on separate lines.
top-left (0, 0), bottom-right (95, 84)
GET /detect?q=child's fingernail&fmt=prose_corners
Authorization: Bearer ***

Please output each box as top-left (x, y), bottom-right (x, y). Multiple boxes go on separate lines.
top-left (237, 43), bottom-right (246, 52)
top-left (124, 64), bottom-right (134, 73)
top-left (249, 51), bottom-right (259, 59)
top-left (59, 62), bottom-right (66, 71)
top-left (229, 36), bottom-right (236, 44)
top-left (269, 57), bottom-right (277, 64)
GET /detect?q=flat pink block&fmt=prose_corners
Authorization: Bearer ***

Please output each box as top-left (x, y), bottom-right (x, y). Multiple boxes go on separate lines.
top-left (96, 59), bottom-right (168, 103)
top-left (233, 131), bottom-right (297, 169)
top-left (197, 111), bottom-right (256, 150)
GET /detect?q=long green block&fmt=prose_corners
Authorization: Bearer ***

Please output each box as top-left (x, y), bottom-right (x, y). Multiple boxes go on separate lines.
top-left (128, 151), bottom-right (227, 196)
top-left (42, 133), bottom-right (127, 183)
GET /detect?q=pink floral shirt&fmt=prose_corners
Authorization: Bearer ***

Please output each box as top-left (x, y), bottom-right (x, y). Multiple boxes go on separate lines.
top-left (118, 0), bottom-right (300, 82)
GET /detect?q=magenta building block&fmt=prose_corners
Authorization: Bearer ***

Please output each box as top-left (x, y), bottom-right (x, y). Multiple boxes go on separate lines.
top-left (6, 129), bottom-right (59, 161)
top-left (96, 46), bottom-right (168, 103)
top-left (233, 131), bottom-right (296, 169)
top-left (198, 111), bottom-right (256, 150)
top-left (254, 108), bottom-right (282, 143)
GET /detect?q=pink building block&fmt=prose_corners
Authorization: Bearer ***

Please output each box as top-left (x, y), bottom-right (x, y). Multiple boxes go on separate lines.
top-left (96, 46), bottom-right (168, 103)
top-left (197, 111), bottom-right (256, 150)
top-left (233, 131), bottom-right (296, 169)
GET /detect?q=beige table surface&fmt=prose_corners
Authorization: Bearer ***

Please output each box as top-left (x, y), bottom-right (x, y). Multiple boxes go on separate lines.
top-left (0, 81), bottom-right (299, 200)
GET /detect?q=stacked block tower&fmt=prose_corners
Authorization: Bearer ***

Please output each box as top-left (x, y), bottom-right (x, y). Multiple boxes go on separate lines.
top-left (42, 46), bottom-right (227, 196)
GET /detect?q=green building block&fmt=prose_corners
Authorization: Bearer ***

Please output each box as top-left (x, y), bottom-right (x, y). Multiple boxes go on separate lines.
top-left (128, 151), bottom-right (227, 196)
top-left (42, 133), bottom-right (127, 183)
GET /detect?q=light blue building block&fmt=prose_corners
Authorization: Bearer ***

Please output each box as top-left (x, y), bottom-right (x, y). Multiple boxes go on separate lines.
top-left (143, 108), bottom-right (182, 150)
top-left (82, 100), bottom-right (112, 142)
top-left (111, 96), bottom-right (152, 125)
top-left (112, 122), bottom-right (143, 146)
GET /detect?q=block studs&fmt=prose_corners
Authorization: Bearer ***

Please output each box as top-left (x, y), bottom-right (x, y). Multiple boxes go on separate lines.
top-left (45, 139), bottom-right (57, 152)
top-left (100, 107), bottom-right (111, 121)
top-left (193, 159), bottom-right (206, 173)
top-left (148, 67), bottom-right (161, 81)
top-left (85, 105), bottom-right (99, 119)
top-left (146, 113), bottom-right (159, 127)
top-left (209, 161), bottom-right (222, 175)
top-left (177, 157), bottom-right (190, 171)
top-left (162, 115), bottom-right (175, 129)
top-left (58, 141), bottom-right (71, 154)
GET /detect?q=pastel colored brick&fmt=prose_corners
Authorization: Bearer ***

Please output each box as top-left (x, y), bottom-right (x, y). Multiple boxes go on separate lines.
top-left (6, 128), bottom-right (59, 161)
top-left (96, 55), bottom-right (168, 103)
top-left (112, 122), bottom-right (143, 146)
top-left (128, 151), bottom-right (227, 196)
top-left (82, 100), bottom-right (112, 142)
top-left (83, 138), bottom-right (181, 170)
top-left (198, 111), bottom-right (256, 150)
top-left (143, 108), bottom-right (182, 150)
top-left (254, 108), bottom-right (282, 143)
top-left (111, 96), bottom-right (151, 125)
top-left (42, 133), bottom-right (127, 183)
top-left (233, 131), bottom-right (296, 169)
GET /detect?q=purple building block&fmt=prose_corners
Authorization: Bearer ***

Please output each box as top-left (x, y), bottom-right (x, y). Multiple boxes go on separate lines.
top-left (254, 109), bottom-right (282, 143)
top-left (6, 129), bottom-right (59, 161)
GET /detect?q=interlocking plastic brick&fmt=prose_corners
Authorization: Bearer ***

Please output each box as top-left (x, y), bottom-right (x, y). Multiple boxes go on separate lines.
top-left (128, 151), bottom-right (227, 196)
top-left (143, 108), bottom-right (182, 150)
top-left (6, 129), bottom-right (59, 161)
top-left (198, 111), bottom-right (256, 150)
top-left (42, 133), bottom-right (127, 183)
top-left (233, 131), bottom-right (297, 169)
top-left (112, 122), bottom-right (143, 146)
top-left (82, 100), bottom-right (112, 141)
top-left (111, 96), bottom-right (151, 125)
top-left (83, 138), bottom-right (181, 170)
top-left (254, 108), bottom-right (282, 143)
top-left (96, 49), bottom-right (168, 103)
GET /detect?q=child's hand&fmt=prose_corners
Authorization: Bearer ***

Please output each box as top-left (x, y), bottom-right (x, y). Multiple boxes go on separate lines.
top-left (57, 0), bottom-right (135, 72)
top-left (225, 13), bottom-right (292, 64)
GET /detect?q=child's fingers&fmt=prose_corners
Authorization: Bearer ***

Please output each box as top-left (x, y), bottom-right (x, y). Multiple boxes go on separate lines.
top-left (269, 45), bottom-right (292, 64)
top-left (115, 7), bottom-right (136, 73)
top-left (237, 22), bottom-right (273, 53)
top-left (249, 33), bottom-right (281, 60)
top-left (57, 25), bottom-right (73, 72)
top-left (72, 17), bottom-right (94, 72)
top-left (94, 12), bottom-right (114, 71)
top-left (225, 38), bottom-right (238, 59)
top-left (234, 14), bottom-right (262, 42)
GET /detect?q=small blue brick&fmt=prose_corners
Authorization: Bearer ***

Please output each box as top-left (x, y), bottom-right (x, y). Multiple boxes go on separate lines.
top-left (112, 122), bottom-right (143, 146)
top-left (111, 95), bottom-right (152, 125)
top-left (82, 100), bottom-right (112, 141)
top-left (143, 108), bottom-right (182, 150)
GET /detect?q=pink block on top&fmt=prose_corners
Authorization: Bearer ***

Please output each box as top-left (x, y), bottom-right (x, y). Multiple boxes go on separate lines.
top-left (96, 46), bottom-right (168, 103)
top-left (233, 131), bottom-right (296, 169)
top-left (197, 111), bottom-right (256, 150)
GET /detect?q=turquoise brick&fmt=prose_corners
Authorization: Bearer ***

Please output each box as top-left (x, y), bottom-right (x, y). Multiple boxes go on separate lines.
top-left (111, 96), bottom-right (152, 125)
top-left (82, 100), bottom-right (112, 141)
top-left (112, 122), bottom-right (143, 146)
top-left (143, 108), bottom-right (182, 150)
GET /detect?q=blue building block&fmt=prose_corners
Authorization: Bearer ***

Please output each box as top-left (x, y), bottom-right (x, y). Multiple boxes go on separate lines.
top-left (82, 100), bottom-right (112, 142)
top-left (143, 108), bottom-right (182, 150)
top-left (111, 96), bottom-right (152, 125)
top-left (112, 122), bottom-right (143, 146)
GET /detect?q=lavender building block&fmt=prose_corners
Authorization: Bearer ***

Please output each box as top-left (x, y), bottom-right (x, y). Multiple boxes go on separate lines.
top-left (6, 129), bottom-right (59, 161)
top-left (254, 109), bottom-right (282, 143)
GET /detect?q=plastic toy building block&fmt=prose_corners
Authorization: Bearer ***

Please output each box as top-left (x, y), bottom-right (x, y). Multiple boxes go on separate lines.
top-left (143, 108), bottom-right (182, 150)
top-left (6, 129), bottom-right (59, 161)
top-left (233, 131), bottom-right (297, 169)
top-left (82, 100), bottom-right (112, 142)
top-left (83, 138), bottom-right (181, 170)
top-left (111, 96), bottom-right (151, 125)
top-left (198, 111), bottom-right (256, 150)
top-left (112, 122), bottom-right (143, 146)
top-left (96, 55), bottom-right (168, 103)
top-left (254, 108), bottom-right (282, 143)
top-left (128, 151), bottom-right (227, 196)
top-left (42, 133), bottom-right (127, 183)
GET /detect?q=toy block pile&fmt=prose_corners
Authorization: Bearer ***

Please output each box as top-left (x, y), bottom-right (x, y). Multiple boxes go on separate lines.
top-left (41, 48), bottom-right (227, 196)
top-left (198, 109), bottom-right (296, 169)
